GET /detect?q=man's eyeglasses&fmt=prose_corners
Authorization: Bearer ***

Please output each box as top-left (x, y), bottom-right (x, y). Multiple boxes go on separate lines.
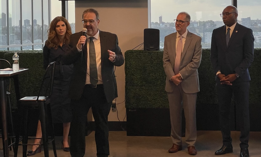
top-left (174, 19), bottom-right (188, 24)
top-left (82, 19), bottom-right (95, 24)
top-left (220, 12), bottom-right (235, 17)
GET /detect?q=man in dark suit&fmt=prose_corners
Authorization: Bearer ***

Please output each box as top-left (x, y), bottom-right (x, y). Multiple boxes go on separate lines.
top-left (62, 8), bottom-right (124, 157)
top-left (211, 5), bottom-right (254, 157)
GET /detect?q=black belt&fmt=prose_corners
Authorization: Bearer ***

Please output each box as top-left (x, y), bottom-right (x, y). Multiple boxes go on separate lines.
top-left (86, 84), bottom-right (103, 88)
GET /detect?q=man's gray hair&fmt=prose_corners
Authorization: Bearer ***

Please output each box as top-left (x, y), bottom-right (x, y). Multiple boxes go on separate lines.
top-left (82, 8), bottom-right (99, 20)
top-left (179, 12), bottom-right (191, 22)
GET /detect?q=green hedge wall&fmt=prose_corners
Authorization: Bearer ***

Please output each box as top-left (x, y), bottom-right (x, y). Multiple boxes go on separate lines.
top-left (1, 49), bottom-right (261, 109)
top-left (125, 49), bottom-right (261, 108)
top-left (125, 50), bottom-right (168, 108)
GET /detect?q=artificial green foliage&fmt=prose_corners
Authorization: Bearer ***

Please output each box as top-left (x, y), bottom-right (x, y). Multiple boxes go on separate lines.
top-left (125, 50), bottom-right (261, 108)
top-left (248, 49), bottom-right (261, 104)
top-left (197, 49), bottom-right (217, 104)
top-left (125, 50), bottom-right (168, 108)
top-left (0, 51), bottom-right (7, 58)
top-left (1, 49), bottom-right (260, 109)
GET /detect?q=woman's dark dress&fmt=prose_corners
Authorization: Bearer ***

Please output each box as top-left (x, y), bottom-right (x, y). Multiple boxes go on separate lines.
top-left (43, 44), bottom-right (73, 123)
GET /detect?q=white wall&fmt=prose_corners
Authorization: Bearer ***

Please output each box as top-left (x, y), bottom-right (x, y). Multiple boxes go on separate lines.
top-left (75, 0), bottom-right (148, 121)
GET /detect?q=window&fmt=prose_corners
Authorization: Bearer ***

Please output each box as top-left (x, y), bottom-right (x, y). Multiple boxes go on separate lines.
top-left (149, 0), bottom-right (261, 48)
top-left (9, 0), bottom-right (21, 51)
top-left (67, 1), bottom-right (75, 34)
top-left (0, 0), bottom-right (75, 51)
top-left (0, 0), bottom-right (7, 50)
top-left (22, 0), bottom-right (32, 50)
top-left (33, 0), bottom-right (43, 50)
top-left (237, 1), bottom-right (261, 48)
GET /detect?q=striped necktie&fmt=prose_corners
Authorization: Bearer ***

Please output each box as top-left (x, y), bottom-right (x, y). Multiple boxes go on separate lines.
top-left (89, 37), bottom-right (98, 87)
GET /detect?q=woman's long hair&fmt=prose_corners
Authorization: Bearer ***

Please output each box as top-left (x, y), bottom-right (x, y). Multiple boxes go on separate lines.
top-left (45, 16), bottom-right (72, 49)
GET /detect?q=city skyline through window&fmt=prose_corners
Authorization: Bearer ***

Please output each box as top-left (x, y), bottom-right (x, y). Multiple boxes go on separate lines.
top-left (150, 0), bottom-right (261, 48)
top-left (0, 0), bottom-right (75, 51)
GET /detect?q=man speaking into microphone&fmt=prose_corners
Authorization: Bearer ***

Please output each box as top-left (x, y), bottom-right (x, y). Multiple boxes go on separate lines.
top-left (62, 8), bottom-right (124, 157)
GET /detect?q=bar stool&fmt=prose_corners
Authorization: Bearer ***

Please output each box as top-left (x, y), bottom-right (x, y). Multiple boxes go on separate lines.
top-left (14, 61), bottom-right (57, 157)
top-left (0, 59), bottom-right (16, 156)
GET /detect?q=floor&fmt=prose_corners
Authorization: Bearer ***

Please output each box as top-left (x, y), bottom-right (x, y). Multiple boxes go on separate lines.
top-left (1, 131), bottom-right (261, 157)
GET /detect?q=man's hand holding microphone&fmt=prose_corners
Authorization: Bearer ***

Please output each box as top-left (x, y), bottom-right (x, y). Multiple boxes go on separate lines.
top-left (77, 28), bottom-right (87, 51)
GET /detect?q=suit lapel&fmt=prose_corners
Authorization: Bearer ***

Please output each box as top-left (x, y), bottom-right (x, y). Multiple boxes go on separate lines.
top-left (99, 31), bottom-right (105, 67)
top-left (227, 23), bottom-right (239, 48)
top-left (180, 32), bottom-right (192, 61)
top-left (171, 33), bottom-right (177, 60)
top-left (220, 26), bottom-right (227, 48)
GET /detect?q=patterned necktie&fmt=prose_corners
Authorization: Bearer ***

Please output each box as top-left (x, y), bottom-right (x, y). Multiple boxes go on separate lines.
top-left (174, 35), bottom-right (183, 74)
top-left (89, 37), bottom-right (98, 87)
top-left (226, 27), bottom-right (230, 46)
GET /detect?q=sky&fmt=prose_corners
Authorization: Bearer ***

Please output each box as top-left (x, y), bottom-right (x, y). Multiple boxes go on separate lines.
top-left (0, 0), bottom-right (75, 26)
top-left (150, 0), bottom-right (261, 22)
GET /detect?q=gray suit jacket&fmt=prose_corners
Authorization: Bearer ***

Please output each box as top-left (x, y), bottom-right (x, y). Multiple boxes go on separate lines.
top-left (163, 31), bottom-right (202, 93)
top-left (62, 31), bottom-right (124, 102)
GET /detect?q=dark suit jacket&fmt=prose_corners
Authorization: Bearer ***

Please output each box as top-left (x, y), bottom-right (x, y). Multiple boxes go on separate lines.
top-left (211, 23), bottom-right (254, 82)
top-left (62, 31), bottom-right (124, 102)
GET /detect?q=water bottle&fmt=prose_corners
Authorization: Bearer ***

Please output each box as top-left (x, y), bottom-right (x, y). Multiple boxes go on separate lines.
top-left (12, 52), bottom-right (19, 72)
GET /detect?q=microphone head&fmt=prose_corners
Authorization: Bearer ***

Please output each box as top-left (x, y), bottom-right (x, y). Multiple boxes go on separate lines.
top-left (82, 28), bottom-right (87, 36)
top-left (82, 28), bottom-right (87, 33)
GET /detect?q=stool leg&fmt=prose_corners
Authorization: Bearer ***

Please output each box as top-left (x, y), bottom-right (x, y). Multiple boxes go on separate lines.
top-left (39, 102), bottom-right (49, 157)
top-left (0, 78), bottom-right (9, 157)
top-left (22, 106), bottom-right (29, 157)
top-left (47, 103), bottom-right (57, 157)
top-left (14, 133), bottom-right (19, 157)
top-left (6, 92), bottom-right (15, 151)
top-left (1, 126), bottom-right (7, 157)
top-left (14, 105), bottom-right (23, 157)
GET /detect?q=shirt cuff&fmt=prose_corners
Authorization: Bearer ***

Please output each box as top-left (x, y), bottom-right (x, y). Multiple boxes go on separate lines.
top-left (216, 70), bottom-right (221, 76)
top-left (76, 44), bottom-right (82, 52)
top-left (179, 73), bottom-right (183, 79)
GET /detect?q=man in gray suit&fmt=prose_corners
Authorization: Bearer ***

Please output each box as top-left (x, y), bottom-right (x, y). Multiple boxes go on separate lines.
top-left (163, 12), bottom-right (202, 155)
top-left (62, 8), bottom-right (124, 157)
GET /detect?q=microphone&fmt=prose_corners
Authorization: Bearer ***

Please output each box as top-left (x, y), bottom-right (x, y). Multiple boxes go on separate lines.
top-left (81, 28), bottom-right (87, 50)
top-left (112, 99), bottom-right (117, 112)
top-left (82, 28), bottom-right (87, 36)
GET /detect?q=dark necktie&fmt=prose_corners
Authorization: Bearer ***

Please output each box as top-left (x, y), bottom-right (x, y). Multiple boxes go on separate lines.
top-left (89, 37), bottom-right (98, 87)
top-left (226, 27), bottom-right (230, 46)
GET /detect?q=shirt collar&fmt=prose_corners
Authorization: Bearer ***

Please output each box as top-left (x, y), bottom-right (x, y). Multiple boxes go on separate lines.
top-left (87, 30), bottom-right (100, 40)
top-left (226, 22), bottom-right (237, 30)
top-left (177, 29), bottom-right (188, 39)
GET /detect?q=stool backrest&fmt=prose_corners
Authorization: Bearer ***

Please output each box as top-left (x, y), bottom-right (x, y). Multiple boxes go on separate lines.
top-left (37, 61), bottom-right (56, 101)
top-left (0, 59), bottom-right (11, 69)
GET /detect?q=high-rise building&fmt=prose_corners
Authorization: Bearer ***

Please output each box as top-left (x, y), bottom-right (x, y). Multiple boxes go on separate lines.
top-left (24, 19), bottom-right (30, 27)
top-left (9, 18), bottom-right (12, 27)
top-left (33, 19), bottom-right (37, 26)
top-left (1, 13), bottom-right (7, 27)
